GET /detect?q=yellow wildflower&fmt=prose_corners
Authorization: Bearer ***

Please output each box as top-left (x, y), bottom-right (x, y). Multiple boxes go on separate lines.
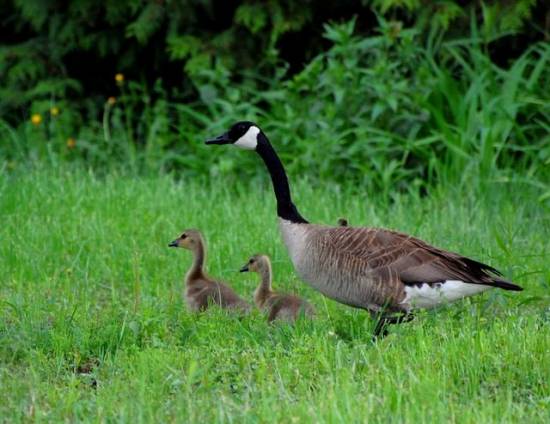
top-left (115, 73), bottom-right (125, 84)
top-left (67, 138), bottom-right (76, 149)
top-left (31, 114), bottom-right (42, 126)
top-left (388, 21), bottom-right (402, 40)
top-left (50, 106), bottom-right (60, 116)
top-left (107, 96), bottom-right (116, 105)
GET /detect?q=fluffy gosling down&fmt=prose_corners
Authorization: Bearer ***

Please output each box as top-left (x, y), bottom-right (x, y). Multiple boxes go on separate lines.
top-left (240, 254), bottom-right (315, 323)
top-left (169, 229), bottom-right (250, 313)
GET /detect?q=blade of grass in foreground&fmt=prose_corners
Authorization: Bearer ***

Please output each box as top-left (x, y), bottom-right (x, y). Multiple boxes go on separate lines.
top-left (0, 167), bottom-right (548, 422)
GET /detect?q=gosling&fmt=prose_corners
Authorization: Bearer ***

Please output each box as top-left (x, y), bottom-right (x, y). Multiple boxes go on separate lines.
top-left (240, 254), bottom-right (314, 323)
top-left (169, 229), bottom-right (250, 313)
top-left (337, 217), bottom-right (348, 227)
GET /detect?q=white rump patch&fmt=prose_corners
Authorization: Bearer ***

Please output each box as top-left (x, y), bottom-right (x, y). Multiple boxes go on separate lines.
top-left (401, 280), bottom-right (492, 309)
top-left (234, 126), bottom-right (260, 150)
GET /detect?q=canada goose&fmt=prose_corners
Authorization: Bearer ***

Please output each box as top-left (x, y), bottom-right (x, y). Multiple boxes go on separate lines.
top-left (337, 218), bottom-right (349, 227)
top-left (206, 122), bottom-right (522, 334)
top-left (169, 229), bottom-right (250, 313)
top-left (240, 254), bottom-right (315, 323)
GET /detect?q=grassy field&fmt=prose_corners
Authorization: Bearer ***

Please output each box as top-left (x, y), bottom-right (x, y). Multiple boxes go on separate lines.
top-left (1, 167), bottom-right (549, 422)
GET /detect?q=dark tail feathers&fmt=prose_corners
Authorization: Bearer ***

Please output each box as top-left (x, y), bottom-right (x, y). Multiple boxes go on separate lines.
top-left (462, 258), bottom-right (523, 291)
top-left (487, 278), bottom-right (523, 291)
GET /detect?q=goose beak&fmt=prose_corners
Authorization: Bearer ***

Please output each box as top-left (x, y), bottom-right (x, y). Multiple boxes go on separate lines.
top-left (205, 132), bottom-right (232, 145)
top-left (239, 264), bottom-right (249, 273)
top-left (168, 240), bottom-right (179, 248)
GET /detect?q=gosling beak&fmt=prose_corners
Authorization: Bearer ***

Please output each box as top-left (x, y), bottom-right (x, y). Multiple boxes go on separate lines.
top-left (205, 132), bottom-right (232, 145)
top-left (239, 264), bottom-right (249, 273)
top-left (168, 240), bottom-right (179, 248)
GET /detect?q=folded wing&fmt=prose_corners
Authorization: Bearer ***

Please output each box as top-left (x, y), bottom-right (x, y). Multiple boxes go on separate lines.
top-left (319, 226), bottom-right (521, 291)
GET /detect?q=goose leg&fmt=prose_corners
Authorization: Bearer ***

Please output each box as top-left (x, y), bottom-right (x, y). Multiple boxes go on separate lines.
top-left (372, 313), bottom-right (414, 340)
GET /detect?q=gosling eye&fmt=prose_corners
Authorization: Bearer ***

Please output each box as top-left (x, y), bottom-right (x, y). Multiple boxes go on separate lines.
top-left (181, 233), bottom-right (187, 239)
top-left (249, 259), bottom-right (255, 264)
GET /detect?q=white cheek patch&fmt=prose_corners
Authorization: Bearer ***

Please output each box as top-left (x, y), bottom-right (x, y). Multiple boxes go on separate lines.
top-left (234, 126), bottom-right (259, 150)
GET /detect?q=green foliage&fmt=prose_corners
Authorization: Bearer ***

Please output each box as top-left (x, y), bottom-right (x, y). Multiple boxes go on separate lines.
top-left (178, 18), bottom-right (550, 198)
top-left (1, 1), bottom-right (545, 120)
top-left (372, 0), bottom-right (541, 34)
top-left (1, 4), bottom-right (549, 202)
top-left (0, 170), bottom-right (549, 421)
top-left (2, 16), bottom-right (549, 202)
top-left (0, 0), bottom-right (318, 119)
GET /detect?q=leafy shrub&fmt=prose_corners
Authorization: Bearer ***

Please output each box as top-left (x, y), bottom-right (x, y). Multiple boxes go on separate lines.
top-left (3, 17), bottom-right (549, 198)
top-left (0, 1), bottom-right (545, 121)
top-left (184, 18), bottom-right (550, 197)
top-left (0, 5), bottom-right (548, 201)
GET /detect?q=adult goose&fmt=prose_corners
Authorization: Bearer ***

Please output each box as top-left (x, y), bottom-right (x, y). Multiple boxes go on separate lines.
top-left (206, 122), bottom-right (522, 333)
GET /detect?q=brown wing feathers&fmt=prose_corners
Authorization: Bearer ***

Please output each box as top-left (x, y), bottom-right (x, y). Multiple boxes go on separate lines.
top-left (321, 226), bottom-right (522, 291)
top-left (402, 237), bottom-right (521, 290)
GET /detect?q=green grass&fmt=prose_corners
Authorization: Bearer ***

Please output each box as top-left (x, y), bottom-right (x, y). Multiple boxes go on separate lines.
top-left (1, 167), bottom-right (549, 422)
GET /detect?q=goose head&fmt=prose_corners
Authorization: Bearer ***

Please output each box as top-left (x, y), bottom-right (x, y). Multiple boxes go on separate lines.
top-left (239, 254), bottom-right (269, 273)
top-left (205, 120), bottom-right (309, 224)
top-left (168, 229), bottom-right (202, 250)
top-left (205, 121), bottom-right (264, 151)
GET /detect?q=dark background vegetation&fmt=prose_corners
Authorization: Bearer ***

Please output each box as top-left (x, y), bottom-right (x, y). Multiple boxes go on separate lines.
top-left (1, 0), bottom-right (549, 198)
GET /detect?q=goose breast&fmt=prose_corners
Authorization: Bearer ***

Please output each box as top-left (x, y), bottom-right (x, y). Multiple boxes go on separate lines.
top-left (279, 219), bottom-right (407, 312)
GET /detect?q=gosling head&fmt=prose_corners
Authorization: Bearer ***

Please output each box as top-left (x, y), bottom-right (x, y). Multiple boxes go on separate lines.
top-left (168, 229), bottom-right (202, 250)
top-left (239, 254), bottom-right (269, 273)
top-left (205, 121), bottom-right (264, 151)
top-left (337, 218), bottom-right (348, 227)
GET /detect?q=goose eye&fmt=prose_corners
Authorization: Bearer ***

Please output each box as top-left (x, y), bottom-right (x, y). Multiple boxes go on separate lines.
top-left (181, 234), bottom-right (187, 239)
top-left (249, 259), bottom-right (255, 264)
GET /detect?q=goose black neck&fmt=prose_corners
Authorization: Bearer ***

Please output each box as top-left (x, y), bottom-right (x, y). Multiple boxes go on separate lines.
top-left (256, 133), bottom-right (308, 224)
